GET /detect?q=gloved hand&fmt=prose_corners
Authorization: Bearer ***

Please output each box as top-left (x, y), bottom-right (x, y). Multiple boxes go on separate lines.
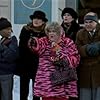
top-left (29, 37), bottom-right (37, 47)
top-left (86, 43), bottom-right (100, 56)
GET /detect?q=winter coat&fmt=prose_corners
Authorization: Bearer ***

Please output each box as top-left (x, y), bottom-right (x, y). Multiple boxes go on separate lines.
top-left (17, 23), bottom-right (46, 78)
top-left (29, 37), bottom-right (80, 98)
top-left (76, 24), bottom-right (100, 88)
top-left (0, 36), bottom-right (19, 75)
top-left (61, 20), bottom-right (80, 42)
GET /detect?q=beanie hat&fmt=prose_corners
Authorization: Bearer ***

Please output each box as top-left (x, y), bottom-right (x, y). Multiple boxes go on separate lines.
top-left (84, 15), bottom-right (98, 22)
top-left (61, 7), bottom-right (78, 20)
top-left (0, 17), bottom-right (12, 31)
top-left (30, 10), bottom-right (48, 22)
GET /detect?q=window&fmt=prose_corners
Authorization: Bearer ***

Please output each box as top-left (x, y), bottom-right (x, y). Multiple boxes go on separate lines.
top-left (14, 0), bottom-right (52, 24)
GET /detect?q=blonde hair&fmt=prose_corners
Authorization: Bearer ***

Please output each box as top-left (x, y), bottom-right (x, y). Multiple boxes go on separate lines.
top-left (45, 22), bottom-right (62, 35)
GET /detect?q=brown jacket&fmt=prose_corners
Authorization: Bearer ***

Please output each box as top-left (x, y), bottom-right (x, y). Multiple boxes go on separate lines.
top-left (76, 24), bottom-right (100, 88)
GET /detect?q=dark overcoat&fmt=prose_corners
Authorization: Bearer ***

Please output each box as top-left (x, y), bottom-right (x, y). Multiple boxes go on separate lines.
top-left (17, 23), bottom-right (46, 78)
top-left (76, 24), bottom-right (100, 88)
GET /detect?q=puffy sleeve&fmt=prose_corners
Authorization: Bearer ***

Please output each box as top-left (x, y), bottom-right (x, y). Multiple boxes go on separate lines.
top-left (28, 37), bottom-right (47, 55)
top-left (60, 38), bottom-right (80, 68)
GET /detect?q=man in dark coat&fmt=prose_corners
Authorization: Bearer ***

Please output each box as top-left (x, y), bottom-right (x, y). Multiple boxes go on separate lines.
top-left (17, 10), bottom-right (48, 100)
top-left (76, 12), bottom-right (100, 100)
top-left (0, 17), bottom-right (19, 100)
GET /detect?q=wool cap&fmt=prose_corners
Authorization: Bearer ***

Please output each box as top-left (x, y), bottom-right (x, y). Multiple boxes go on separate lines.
top-left (0, 17), bottom-right (12, 31)
top-left (30, 10), bottom-right (48, 22)
top-left (84, 15), bottom-right (98, 22)
top-left (61, 7), bottom-right (78, 20)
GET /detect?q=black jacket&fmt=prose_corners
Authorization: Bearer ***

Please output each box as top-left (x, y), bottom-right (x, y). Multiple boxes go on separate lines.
top-left (0, 36), bottom-right (19, 75)
top-left (17, 23), bottom-right (46, 78)
top-left (61, 20), bottom-right (80, 42)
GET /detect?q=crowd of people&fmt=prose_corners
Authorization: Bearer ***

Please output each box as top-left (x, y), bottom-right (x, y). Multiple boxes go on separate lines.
top-left (0, 6), bottom-right (100, 100)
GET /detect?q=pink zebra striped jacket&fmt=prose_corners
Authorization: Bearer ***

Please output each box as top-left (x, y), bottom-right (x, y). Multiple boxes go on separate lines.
top-left (28, 36), bottom-right (80, 98)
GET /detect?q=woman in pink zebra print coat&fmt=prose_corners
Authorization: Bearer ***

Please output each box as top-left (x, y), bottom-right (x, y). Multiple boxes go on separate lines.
top-left (28, 22), bottom-right (80, 100)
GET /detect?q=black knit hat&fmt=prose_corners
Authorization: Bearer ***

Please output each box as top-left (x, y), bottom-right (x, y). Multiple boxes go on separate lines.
top-left (30, 10), bottom-right (48, 22)
top-left (61, 7), bottom-right (78, 20)
top-left (0, 17), bottom-right (12, 31)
